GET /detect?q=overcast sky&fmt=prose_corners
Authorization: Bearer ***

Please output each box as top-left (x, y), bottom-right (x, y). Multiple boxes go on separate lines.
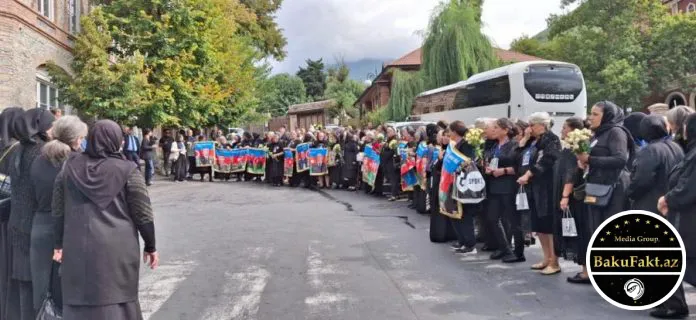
top-left (270, 0), bottom-right (576, 74)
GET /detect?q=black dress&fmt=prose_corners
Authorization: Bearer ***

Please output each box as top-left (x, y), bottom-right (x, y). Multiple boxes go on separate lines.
top-left (268, 142), bottom-right (284, 185)
top-left (341, 140), bottom-right (359, 188)
top-left (523, 131), bottom-right (561, 234)
top-left (552, 148), bottom-right (588, 264)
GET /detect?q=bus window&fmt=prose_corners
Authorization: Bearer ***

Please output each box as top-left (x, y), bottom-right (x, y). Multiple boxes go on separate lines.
top-left (453, 75), bottom-right (511, 109)
top-left (524, 65), bottom-right (583, 103)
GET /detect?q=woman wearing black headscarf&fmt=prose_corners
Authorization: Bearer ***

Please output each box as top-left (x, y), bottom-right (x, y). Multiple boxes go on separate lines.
top-left (341, 132), bottom-right (359, 191)
top-left (7, 108), bottom-right (54, 320)
top-left (623, 112), bottom-right (648, 167)
top-left (0, 107), bottom-right (25, 319)
top-left (52, 120), bottom-right (158, 320)
top-left (29, 116), bottom-right (87, 312)
top-left (577, 101), bottom-right (634, 260)
top-left (627, 115), bottom-right (683, 213)
top-left (653, 113), bottom-right (696, 319)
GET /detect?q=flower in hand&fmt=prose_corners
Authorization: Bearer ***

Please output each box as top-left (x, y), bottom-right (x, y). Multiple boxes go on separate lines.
top-left (577, 152), bottom-right (589, 164)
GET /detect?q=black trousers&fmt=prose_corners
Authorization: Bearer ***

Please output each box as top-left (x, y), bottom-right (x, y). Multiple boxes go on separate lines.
top-left (389, 169), bottom-right (400, 197)
top-left (162, 152), bottom-right (171, 176)
top-left (450, 211), bottom-right (476, 248)
top-left (125, 151), bottom-right (140, 170)
top-left (660, 258), bottom-right (696, 312)
top-left (486, 193), bottom-right (515, 253)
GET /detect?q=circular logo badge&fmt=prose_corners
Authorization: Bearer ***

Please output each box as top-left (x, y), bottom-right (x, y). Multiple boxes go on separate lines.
top-left (586, 210), bottom-right (686, 310)
top-left (456, 170), bottom-right (485, 193)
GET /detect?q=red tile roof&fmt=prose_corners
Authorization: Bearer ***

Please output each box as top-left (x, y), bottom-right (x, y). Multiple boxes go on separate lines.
top-left (287, 100), bottom-right (335, 114)
top-left (386, 47), bottom-right (542, 67)
top-left (387, 48), bottom-right (422, 67)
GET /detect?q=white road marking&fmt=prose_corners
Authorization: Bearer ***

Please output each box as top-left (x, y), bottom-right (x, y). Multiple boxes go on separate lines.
top-left (497, 280), bottom-right (527, 288)
top-left (140, 260), bottom-right (197, 320)
top-left (200, 266), bottom-right (271, 320)
top-left (485, 264), bottom-right (512, 269)
top-left (515, 292), bottom-right (537, 296)
top-left (305, 241), bottom-right (353, 312)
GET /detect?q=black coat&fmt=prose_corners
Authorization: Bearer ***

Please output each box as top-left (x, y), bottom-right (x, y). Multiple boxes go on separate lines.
top-left (342, 140), bottom-right (359, 182)
top-left (484, 140), bottom-right (518, 195)
top-left (665, 144), bottom-right (696, 257)
top-left (628, 117), bottom-right (684, 213)
top-left (123, 134), bottom-right (140, 153)
top-left (140, 136), bottom-right (157, 160)
top-left (522, 131), bottom-right (561, 218)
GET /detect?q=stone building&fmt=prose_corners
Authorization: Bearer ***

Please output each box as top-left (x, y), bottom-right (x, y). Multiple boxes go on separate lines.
top-left (0, 0), bottom-right (88, 112)
top-left (353, 47), bottom-right (542, 118)
top-left (657, 0), bottom-right (696, 108)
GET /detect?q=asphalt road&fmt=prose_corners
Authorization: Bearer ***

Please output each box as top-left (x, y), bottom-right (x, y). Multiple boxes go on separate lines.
top-left (139, 179), bottom-right (696, 320)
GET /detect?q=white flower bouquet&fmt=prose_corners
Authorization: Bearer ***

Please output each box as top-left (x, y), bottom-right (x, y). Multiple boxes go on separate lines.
top-left (562, 128), bottom-right (593, 154)
top-left (465, 128), bottom-right (486, 160)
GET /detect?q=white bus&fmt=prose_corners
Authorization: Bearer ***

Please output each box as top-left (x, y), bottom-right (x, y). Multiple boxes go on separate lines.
top-left (413, 61), bottom-right (587, 135)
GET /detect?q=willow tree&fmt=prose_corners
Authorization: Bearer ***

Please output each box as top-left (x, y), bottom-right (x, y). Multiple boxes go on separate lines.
top-left (386, 0), bottom-right (498, 121)
top-left (421, 0), bottom-right (497, 89)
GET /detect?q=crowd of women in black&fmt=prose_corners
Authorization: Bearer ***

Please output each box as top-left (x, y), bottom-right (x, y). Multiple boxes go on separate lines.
top-left (178, 102), bottom-right (696, 320)
top-left (0, 109), bottom-right (158, 320)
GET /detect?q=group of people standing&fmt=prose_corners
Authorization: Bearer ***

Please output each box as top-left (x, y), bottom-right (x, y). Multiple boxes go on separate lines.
top-left (178, 102), bottom-right (695, 319)
top-left (0, 108), bottom-right (158, 320)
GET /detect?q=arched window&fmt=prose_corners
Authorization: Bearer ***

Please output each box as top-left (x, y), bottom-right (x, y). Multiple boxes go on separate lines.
top-left (687, 3), bottom-right (696, 13)
top-left (665, 92), bottom-right (687, 109)
top-left (36, 66), bottom-right (60, 110)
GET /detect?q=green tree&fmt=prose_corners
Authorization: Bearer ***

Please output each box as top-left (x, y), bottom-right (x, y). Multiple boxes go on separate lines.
top-left (238, 0), bottom-right (288, 60)
top-left (258, 73), bottom-right (307, 116)
top-left (49, 0), bottom-right (273, 128)
top-left (296, 58), bottom-right (327, 101)
top-left (509, 35), bottom-right (550, 59)
top-left (385, 0), bottom-right (497, 121)
top-left (324, 61), bottom-right (366, 123)
top-left (47, 8), bottom-right (150, 124)
top-left (509, 0), bottom-right (696, 109)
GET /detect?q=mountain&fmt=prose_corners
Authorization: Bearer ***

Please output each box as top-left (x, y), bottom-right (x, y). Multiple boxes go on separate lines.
top-left (339, 58), bottom-right (393, 82)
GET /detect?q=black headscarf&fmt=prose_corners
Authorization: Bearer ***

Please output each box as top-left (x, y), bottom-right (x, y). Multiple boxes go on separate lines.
top-left (0, 107), bottom-right (25, 149)
top-left (685, 113), bottom-right (696, 152)
top-left (65, 120), bottom-right (137, 210)
top-left (640, 115), bottom-right (670, 142)
top-left (14, 108), bottom-right (55, 144)
top-left (624, 112), bottom-right (647, 143)
top-left (594, 100), bottom-right (636, 163)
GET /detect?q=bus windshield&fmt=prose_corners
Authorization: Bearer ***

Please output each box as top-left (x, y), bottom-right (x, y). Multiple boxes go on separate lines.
top-left (523, 65), bottom-right (583, 103)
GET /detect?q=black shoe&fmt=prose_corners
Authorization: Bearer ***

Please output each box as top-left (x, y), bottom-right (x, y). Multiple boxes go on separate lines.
top-left (650, 308), bottom-right (688, 319)
top-left (502, 253), bottom-right (526, 263)
top-left (566, 273), bottom-right (591, 284)
top-left (481, 245), bottom-right (497, 252)
top-left (490, 250), bottom-right (508, 260)
top-left (455, 246), bottom-right (477, 255)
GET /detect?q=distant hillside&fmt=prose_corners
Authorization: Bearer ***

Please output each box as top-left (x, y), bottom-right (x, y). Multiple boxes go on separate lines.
top-left (339, 58), bottom-right (392, 82)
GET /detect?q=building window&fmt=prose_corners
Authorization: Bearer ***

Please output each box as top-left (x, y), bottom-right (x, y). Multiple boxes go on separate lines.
top-left (38, 0), bottom-right (53, 20)
top-left (671, 2), bottom-right (679, 14)
top-left (36, 67), bottom-right (60, 110)
top-left (688, 3), bottom-right (696, 13)
top-left (69, 0), bottom-right (80, 33)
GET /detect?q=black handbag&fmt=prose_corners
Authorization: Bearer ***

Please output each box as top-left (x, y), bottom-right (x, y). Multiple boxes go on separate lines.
top-left (572, 182), bottom-right (586, 201)
top-left (36, 264), bottom-right (62, 320)
top-left (584, 183), bottom-right (615, 207)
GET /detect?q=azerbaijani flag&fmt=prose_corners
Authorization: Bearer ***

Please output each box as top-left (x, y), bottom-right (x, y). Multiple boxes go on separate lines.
top-left (214, 149), bottom-right (235, 173)
top-left (415, 142), bottom-right (430, 189)
top-left (361, 145), bottom-right (381, 187)
top-left (438, 142), bottom-right (470, 219)
top-left (283, 148), bottom-right (294, 177)
top-left (295, 143), bottom-right (310, 172)
top-left (308, 148), bottom-right (328, 176)
top-left (246, 148), bottom-right (267, 175)
top-left (194, 141), bottom-right (215, 167)
top-left (230, 149), bottom-right (248, 173)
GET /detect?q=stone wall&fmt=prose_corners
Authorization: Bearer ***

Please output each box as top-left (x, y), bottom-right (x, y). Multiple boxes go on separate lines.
top-left (0, 0), bottom-right (88, 110)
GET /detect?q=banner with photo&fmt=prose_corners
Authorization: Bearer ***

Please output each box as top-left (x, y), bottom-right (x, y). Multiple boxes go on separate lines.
top-left (194, 141), bottom-right (215, 167)
top-left (246, 148), bottom-right (267, 175)
top-left (452, 161), bottom-right (486, 204)
top-left (295, 143), bottom-right (310, 172)
top-left (438, 142), bottom-right (471, 219)
top-left (214, 149), bottom-right (236, 173)
top-left (283, 148), bottom-right (294, 177)
top-left (415, 142), bottom-right (430, 189)
top-left (230, 149), bottom-right (248, 173)
top-left (399, 143), bottom-right (417, 192)
top-left (361, 145), bottom-right (381, 187)
top-left (309, 148), bottom-right (328, 176)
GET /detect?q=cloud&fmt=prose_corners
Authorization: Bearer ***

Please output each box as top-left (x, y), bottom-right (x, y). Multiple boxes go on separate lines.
top-left (271, 0), bottom-right (575, 74)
